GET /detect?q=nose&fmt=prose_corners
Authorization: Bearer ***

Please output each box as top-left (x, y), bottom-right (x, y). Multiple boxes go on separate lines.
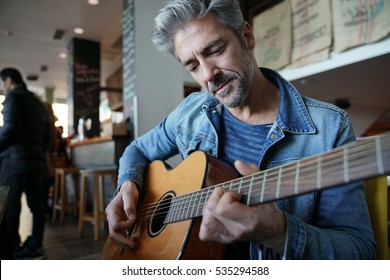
top-left (201, 59), bottom-right (218, 83)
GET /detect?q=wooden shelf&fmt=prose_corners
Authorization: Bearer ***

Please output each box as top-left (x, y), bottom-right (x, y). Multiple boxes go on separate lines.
top-left (278, 37), bottom-right (390, 81)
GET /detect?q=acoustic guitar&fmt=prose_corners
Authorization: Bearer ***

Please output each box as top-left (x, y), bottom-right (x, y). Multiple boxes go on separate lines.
top-left (101, 133), bottom-right (390, 260)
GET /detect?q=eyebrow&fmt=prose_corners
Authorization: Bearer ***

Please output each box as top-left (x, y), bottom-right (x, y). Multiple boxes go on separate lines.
top-left (181, 38), bottom-right (225, 67)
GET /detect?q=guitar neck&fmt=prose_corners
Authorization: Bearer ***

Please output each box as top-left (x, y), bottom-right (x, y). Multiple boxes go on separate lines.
top-left (165, 133), bottom-right (390, 224)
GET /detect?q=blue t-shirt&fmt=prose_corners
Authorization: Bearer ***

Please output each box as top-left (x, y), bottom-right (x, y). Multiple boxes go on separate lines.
top-left (219, 107), bottom-right (272, 167)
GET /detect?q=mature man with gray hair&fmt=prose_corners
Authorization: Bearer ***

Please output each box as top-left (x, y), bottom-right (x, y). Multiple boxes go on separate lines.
top-left (106, 0), bottom-right (375, 260)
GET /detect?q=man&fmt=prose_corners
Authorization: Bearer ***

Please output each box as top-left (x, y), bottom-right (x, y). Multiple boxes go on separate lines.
top-left (0, 68), bottom-right (52, 259)
top-left (106, 0), bottom-right (375, 259)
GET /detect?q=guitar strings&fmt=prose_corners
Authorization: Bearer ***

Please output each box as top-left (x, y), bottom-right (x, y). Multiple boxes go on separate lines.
top-left (139, 158), bottom-right (389, 226)
top-left (139, 139), bottom-right (377, 215)
top-left (135, 137), bottom-right (390, 224)
top-left (134, 136), bottom-right (390, 224)
top-left (136, 138), bottom-right (390, 225)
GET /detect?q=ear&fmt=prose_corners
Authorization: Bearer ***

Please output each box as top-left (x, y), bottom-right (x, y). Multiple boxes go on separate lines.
top-left (5, 77), bottom-right (16, 91)
top-left (5, 77), bottom-right (13, 85)
top-left (243, 21), bottom-right (255, 50)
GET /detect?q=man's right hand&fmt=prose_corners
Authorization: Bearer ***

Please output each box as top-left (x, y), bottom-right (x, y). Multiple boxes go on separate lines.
top-left (105, 181), bottom-right (139, 249)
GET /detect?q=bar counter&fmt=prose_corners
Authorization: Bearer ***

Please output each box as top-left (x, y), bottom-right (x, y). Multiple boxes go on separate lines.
top-left (68, 136), bottom-right (114, 147)
top-left (69, 136), bottom-right (130, 169)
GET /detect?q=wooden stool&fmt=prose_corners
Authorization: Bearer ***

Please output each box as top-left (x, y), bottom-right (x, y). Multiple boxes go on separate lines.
top-left (52, 167), bottom-right (80, 224)
top-left (78, 168), bottom-right (117, 241)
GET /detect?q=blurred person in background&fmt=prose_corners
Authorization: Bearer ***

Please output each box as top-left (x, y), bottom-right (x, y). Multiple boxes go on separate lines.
top-left (0, 67), bottom-right (53, 259)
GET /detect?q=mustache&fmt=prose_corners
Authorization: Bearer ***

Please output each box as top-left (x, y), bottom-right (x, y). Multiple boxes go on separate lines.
top-left (208, 72), bottom-right (238, 94)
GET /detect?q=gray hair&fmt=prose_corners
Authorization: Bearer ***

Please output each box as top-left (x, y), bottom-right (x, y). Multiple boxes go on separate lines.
top-left (152, 0), bottom-right (244, 56)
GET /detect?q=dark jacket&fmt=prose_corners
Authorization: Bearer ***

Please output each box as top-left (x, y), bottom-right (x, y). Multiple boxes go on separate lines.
top-left (0, 85), bottom-right (51, 175)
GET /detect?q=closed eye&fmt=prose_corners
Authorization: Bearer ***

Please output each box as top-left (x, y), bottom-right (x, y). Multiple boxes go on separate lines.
top-left (182, 39), bottom-right (226, 72)
top-left (186, 62), bottom-right (199, 73)
top-left (208, 46), bottom-right (224, 56)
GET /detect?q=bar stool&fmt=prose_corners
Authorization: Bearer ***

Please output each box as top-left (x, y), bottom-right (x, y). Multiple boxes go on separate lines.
top-left (78, 168), bottom-right (117, 241)
top-left (52, 167), bottom-right (80, 224)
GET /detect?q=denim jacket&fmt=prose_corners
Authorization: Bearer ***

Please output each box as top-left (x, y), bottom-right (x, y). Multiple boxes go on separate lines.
top-left (118, 68), bottom-right (375, 259)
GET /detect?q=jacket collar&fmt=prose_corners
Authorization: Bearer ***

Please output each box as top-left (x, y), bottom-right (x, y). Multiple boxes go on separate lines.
top-left (261, 68), bottom-right (316, 134)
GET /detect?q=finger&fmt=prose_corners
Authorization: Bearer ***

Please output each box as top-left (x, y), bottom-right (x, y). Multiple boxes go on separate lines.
top-left (204, 187), bottom-right (243, 225)
top-left (200, 210), bottom-right (232, 243)
top-left (201, 188), bottom-right (225, 239)
top-left (234, 160), bottom-right (259, 176)
top-left (199, 222), bottom-right (227, 243)
top-left (204, 187), bottom-right (225, 212)
top-left (106, 214), bottom-right (134, 249)
top-left (123, 197), bottom-right (137, 222)
top-left (119, 183), bottom-right (139, 221)
top-left (105, 192), bottom-right (138, 248)
top-left (109, 202), bottom-right (140, 249)
top-left (204, 187), bottom-right (240, 214)
top-left (200, 188), bottom-right (243, 243)
top-left (110, 232), bottom-right (135, 249)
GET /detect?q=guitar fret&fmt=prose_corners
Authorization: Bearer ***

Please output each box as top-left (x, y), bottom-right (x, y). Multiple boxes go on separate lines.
top-left (172, 196), bottom-right (181, 221)
top-left (260, 170), bottom-right (267, 203)
top-left (229, 180), bottom-right (233, 191)
top-left (317, 156), bottom-right (322, 189)
top-left (238, 178), bottom-right (242, 193)
top-left (189, 191), bottom-right (197, 218)
top-left (182, 194), bottom-right (189, 220)
top-left (276, 167), bottom-right (282, 199)
top-left (170, 199), bottom-right (177, 223)
top-left (165, 199), bottom-right (171, 223)
top-left (196, 190), bottom-right (204, 216)
top-left (201, 188), bottom-right (213, 215)
top-left (165, 200), bottom-right (173, 223)
top-left (168, 197), bottom-right (178, 223)
top-left (176, 196), bottom-right (183, 221)
top-left (375, 137), bottom-right (384, 174)
top-left (294, 162), bottom-right (300, 194)
top-left (186, 194), bottom-right (192, 220)
top-left (343, 147), bottom-right (349, 183)
top-left (178, 196), bottom-right (184, 221)
top-left (199, 188), bottom-right (209, 216)
top-left (246, 175), bottom-right (254, 205)
top-left (184, 194), bottom-right (191, 219)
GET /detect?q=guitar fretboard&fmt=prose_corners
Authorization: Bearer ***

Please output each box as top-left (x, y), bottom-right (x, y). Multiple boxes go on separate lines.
top-left (165, 133), bottom-right (390, 224)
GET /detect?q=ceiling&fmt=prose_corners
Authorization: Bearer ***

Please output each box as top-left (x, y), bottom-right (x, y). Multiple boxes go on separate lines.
top-left (0, 0), bottom-right (123, 101)
top-left (0, 0), bottom-right (389, 135)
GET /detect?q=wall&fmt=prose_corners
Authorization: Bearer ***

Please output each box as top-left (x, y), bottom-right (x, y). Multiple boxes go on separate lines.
top-left (131, 0), bottom-right (388, 139)
top-left (133, 0), bottom-right (194, 137)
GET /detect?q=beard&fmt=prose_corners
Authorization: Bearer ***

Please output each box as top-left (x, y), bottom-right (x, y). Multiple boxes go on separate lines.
top-left (207, 50), bottom-right (254, 108)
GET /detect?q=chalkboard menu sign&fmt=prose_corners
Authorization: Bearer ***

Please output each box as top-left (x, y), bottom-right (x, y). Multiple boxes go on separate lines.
top-left (67, 38), bottom-right (100, 138)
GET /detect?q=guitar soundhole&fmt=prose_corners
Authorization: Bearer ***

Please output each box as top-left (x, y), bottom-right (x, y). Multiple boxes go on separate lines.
top-left (147, 191), bottom-right (175, 238)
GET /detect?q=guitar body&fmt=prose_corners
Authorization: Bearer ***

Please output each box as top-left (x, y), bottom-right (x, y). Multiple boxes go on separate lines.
top-left (101, 151), bottom-right (238, 260)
